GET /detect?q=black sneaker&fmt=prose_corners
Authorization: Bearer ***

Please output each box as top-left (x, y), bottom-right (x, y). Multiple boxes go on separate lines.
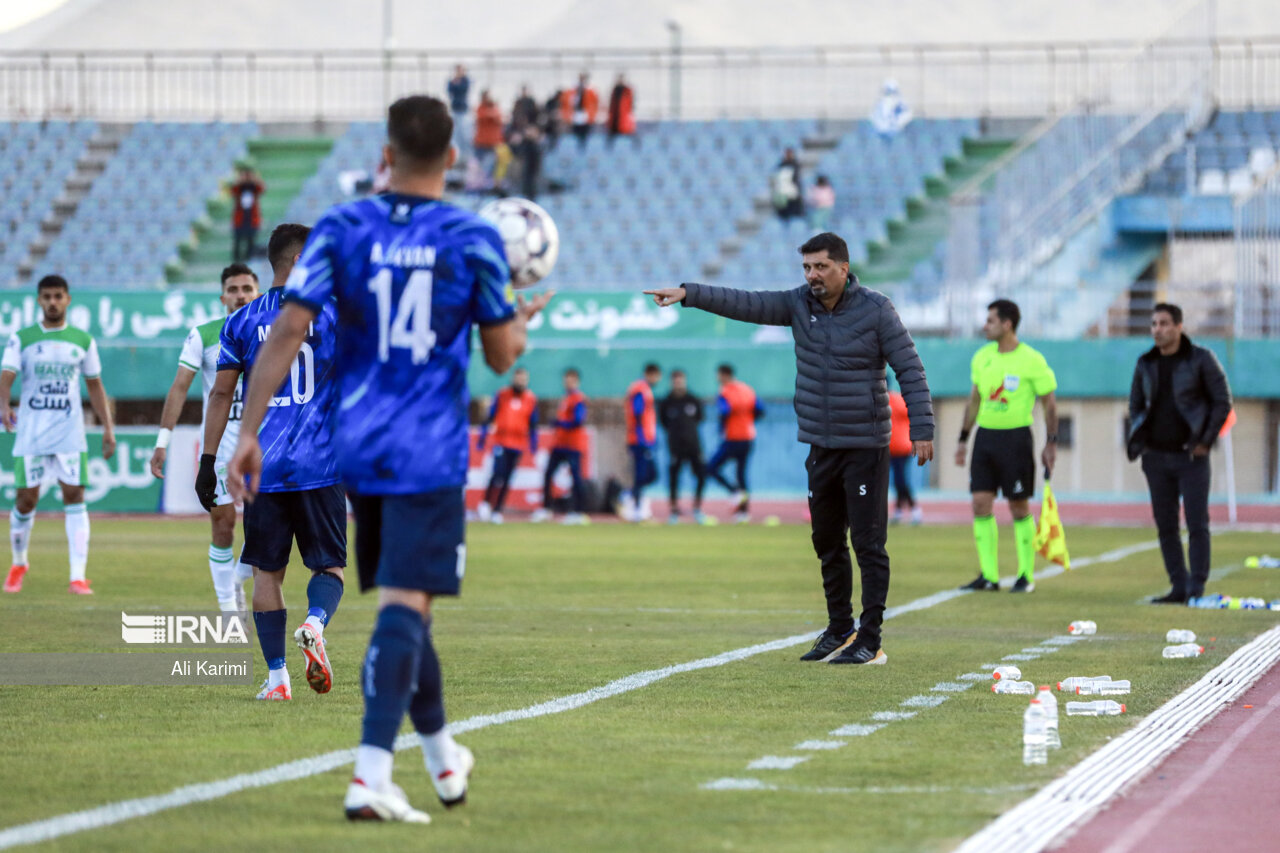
top-left (828, 642), bottom-right (887, 665)
top-left (1150, 591), bottom-right (1188, 605)
top-left (961, 575), bottom-right (999, 591)
top-left (799, 628), bottom-right (856, 662)
top-left (1010, 576), bottom-right (1035, 593)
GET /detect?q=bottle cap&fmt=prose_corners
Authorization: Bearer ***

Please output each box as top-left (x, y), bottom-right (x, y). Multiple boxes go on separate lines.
top-left (993, 671), bottom-right (1003, 680)
top-left (1120, 704), bottom-right (1126, 713)
top-left (1198, 646), bottom-right (1204, 653)
top-left (1076, 686), bottom-right (1082, 694)
top-left (1056, 681), bottom-right (1063, 690)
top-left (1039, 685), bottom-right (1050, 691)
top-left (1030, 698), bottom-right (1041, 704)
top-left (991, 684), bottom-right (998, 692)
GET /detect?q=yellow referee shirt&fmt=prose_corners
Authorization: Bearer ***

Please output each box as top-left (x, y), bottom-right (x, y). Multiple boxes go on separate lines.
top-left (971, 342), bottom-right (1056, 430)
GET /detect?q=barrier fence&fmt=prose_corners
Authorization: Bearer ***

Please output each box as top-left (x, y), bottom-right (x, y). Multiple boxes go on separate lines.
top-left (6, 38), bottom-right (1280, 123)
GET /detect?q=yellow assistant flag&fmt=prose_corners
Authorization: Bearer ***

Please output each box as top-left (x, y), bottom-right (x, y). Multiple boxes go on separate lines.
top-left (1034, 481), bottom-right (1070, 569)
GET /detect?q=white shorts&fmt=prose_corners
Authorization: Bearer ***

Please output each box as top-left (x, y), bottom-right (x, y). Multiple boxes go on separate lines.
top-left (14, 452), bottom-right (88, 489)
top-left (211, 457), bottom-right (234, 508)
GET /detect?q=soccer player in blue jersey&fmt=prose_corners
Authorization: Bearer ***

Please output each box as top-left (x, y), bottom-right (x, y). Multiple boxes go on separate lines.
top-left (201, 224), bottom-right (347, 702)
top-left (228, 95), bottom-right (551, 824)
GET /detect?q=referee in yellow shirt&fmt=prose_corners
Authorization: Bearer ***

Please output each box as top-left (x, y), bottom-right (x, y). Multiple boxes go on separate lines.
top-left (954, 300), bottom-right (1058, 592)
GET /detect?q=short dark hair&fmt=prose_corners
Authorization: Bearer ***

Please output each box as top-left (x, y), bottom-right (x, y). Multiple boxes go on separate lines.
top-left (670, 369), bottom-right (686, 379)
top-left (798, 232), bottom-right (850, 263)
top-left (267, 224), bottom-right (311, 274)
top-left (643, 362), bottom-right (661, 375)
top-left (37, 274), bottom-right (68, 292)
top-left (1153, 302), bottom-right (1183, 325)
top-left (717, 363), bottom-right (734, 377)
top-left (220, 263), bottom-right (258, 287)
top-left (563, 367), bottom-right (580, 379)
top-left (387, 95), bottom-right (454, 166)
top-left (988, 299), bottom-right (1021, 332)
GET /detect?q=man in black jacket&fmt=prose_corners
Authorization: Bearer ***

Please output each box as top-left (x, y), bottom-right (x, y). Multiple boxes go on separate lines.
top-left (659, 369), bottom-right (708, 524)
top-left (1127, 303), bottom-right (1232, 604)
top-left (645, 232), bottom-right (934, 665)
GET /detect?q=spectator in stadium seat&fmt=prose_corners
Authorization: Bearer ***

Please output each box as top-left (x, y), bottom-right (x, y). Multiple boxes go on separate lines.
top-left (607, 74), bottom-right (636, 146)
top-left (447, 64), bottom-right (472, 158)
top-left (561, 73), bottom-right (599, 150)
top-left (645, 232), bottom-right (935, 665)
top-left (509, 123), bottom-right (543, 200)
top-left (229, 165), bottom-right (264, 262)
top-left (512, 85), bottom-right (540, 131)
top-left (1127, 303), bottom-right (1233, 605)
top-left (772, 149), bottom-right (804, 221)
top-left (870, 78), bottom-right (913, 139)
top-left (807, 175), bottom-right (835, 231)
top-left (542, 88), bottom-right (564, 150)
top-left (473, 90), bottom-right (504, 174)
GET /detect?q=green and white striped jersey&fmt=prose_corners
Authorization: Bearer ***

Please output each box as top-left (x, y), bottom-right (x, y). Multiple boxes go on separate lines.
top-left (1, 323), bottom-right (101, 456)
top-left (178, 316), bottom-right (242, 461)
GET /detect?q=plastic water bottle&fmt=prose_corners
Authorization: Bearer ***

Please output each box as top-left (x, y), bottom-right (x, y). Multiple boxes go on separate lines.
top-left (993, 680), bottom-right (1036, 695)
top-left (1066, 700), bottom-right (1125, 716)
top-left (1023, 700), bottom-right (1048, 765)
top-left (1240, 597), bottom-right (1267, 610)
top-left (1036, 686), bottom-right (1060, 749)
top-left (1163, 643), bottom-right (1204, 659)
top-left (1245, 555), bottom-right (1280, 568)
top-left (1057, 675), bottom-right (1112, 692)
top-left (1269, 600), bottom-right (1280, 611)
top-left (1189, 594), bottom-right (1227, 609)
top-left (992, 665), bottom-right (1022, 681)
top-left (1067, 620), bottom-right (1097, 635)
top-left (1076, 679), bottom-right (1131, 696)
top-left (1166, 629), bottom-right (1196, 644)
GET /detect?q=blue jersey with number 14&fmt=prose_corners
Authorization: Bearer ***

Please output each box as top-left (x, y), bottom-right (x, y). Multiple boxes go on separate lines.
top-left (283, 194), bottom-right (515, 495)
top-left (217, 287), bottom-right (341, 492)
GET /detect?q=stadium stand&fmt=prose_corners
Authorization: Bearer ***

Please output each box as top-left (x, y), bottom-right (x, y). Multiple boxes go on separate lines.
top-left (31, 122), bottom-right (255, 289)
top-left (1144, 109), bottom-right (1280, 196)
top-left (0, 121), bottom-right (96, 288)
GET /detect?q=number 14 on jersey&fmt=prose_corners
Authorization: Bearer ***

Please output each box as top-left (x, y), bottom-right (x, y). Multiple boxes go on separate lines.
top-left (368, 269), bottom-right (437, 364)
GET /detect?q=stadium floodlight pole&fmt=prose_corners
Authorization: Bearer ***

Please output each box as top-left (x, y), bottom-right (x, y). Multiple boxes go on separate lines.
top-left (666, 19), bottom-right (682, 120)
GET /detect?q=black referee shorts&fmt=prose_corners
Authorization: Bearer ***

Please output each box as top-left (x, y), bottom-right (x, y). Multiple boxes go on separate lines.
top-left (969, 426), bottom-right (1035, 500)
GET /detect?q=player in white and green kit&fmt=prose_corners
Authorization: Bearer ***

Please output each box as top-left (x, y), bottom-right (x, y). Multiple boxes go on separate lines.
top-left (150, 263), bottom-right (260, 611)
top-left (954, 299), bottom-right (1058, 593)
top-left (0, 276), bottom-right (116, 595)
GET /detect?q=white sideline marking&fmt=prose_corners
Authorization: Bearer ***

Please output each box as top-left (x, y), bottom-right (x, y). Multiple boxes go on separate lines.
top-left (794, 740), bottom-right (846, 751)
top-left (955, 625), bottom-right (1280, 853)
top-left (1002, 654), bottom-right (1039, 661)
top-left (1023, 646), bottom-right (1059, 654)
top-left (747, 756), bottom-right (810, 770)
top-left (901, 694), bottom-right (949, 708)
top-left (1044, 635), bottom-right (1083, 646)
top-left (931, 681), bottom-right (974, 693)
top-left (0, 537), bottom-right (1168, 851)
top-left (829, 724), bottom-right (885, 737)
top-left (871, 711), bottom-right (917, 721)
top-left (979, 663), bottom-right (1002, 670)
top-left (958, 672), bottom-right (989, 681)
top-left (702, 780), bottom-right (1038, 795)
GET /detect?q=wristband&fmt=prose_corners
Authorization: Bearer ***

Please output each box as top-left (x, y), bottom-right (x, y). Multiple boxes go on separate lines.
top-left (1045, 433), bottom-right (1058, 444)
top-left (155, 428), bottom-right (172, 450)
top-left (958, 429), bottom-right (971, 443)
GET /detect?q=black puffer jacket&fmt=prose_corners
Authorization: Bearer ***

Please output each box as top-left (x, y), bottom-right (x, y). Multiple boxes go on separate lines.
top-left (1126, 334), bottom-right (1232, 460)
top-left (681, 278), bottom-right (933, 449)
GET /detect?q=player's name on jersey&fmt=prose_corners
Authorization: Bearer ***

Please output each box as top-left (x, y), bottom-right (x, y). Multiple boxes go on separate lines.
top-left (256, 322), bottom-right (317, 342)
top-left (370, 242), bottom-right (436, 268)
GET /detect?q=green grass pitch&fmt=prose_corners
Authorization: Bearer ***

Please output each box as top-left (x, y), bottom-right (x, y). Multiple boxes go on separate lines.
top-left (1, 518), bottom-right (1278, 852)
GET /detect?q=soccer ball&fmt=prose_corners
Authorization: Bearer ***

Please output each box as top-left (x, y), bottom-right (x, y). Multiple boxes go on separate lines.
top-left (478, 197), bottom-right (559, 289)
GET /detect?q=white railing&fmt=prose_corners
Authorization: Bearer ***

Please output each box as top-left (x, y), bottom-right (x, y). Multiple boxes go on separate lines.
top-left (1233, 163), bottom-right (1280, 337)
top-left (4, 37), bottom-right (1280, 122)
top-left (943, 0), bottom-right (1216, 303)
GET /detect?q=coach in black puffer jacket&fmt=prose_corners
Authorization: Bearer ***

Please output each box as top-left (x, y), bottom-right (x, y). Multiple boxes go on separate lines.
top-left (645, 232), bottom-right (934, 665)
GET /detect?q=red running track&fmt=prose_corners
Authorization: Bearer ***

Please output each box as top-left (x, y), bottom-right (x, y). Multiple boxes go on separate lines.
top-left (1054, 661), bottom-right (1280, 853)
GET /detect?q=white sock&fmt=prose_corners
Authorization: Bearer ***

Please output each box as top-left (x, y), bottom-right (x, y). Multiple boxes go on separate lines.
top-left (208, 545), bottom-right (237, 611)
top-left (354, 744), bottom-right (394, 791)
top-left (303, 614), bottom-right (325, 635)
top-left (10, 508), bottom-right (33, 566)
top-left (64, 503), bottom-right (89, 582)
top-left (419, 728), bottom-right (457, 776)
top-left (268, 665), bottom-right (290, 690)
top-left (235, 561), bottom-right (254, 583)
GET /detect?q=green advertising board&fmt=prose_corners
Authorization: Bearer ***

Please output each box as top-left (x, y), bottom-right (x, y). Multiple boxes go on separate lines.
top-left (0, 428), bottom-right (160, 512)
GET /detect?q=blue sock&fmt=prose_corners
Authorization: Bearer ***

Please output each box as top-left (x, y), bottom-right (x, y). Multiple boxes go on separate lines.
top-left (306, 572), bottom-right (344, 626)
top-left (253, 609), bottom-right (287, 670)
top-left (361, 604), bottom-right (425, 751)
top-left (408, 617), bottom-right (446, 735)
